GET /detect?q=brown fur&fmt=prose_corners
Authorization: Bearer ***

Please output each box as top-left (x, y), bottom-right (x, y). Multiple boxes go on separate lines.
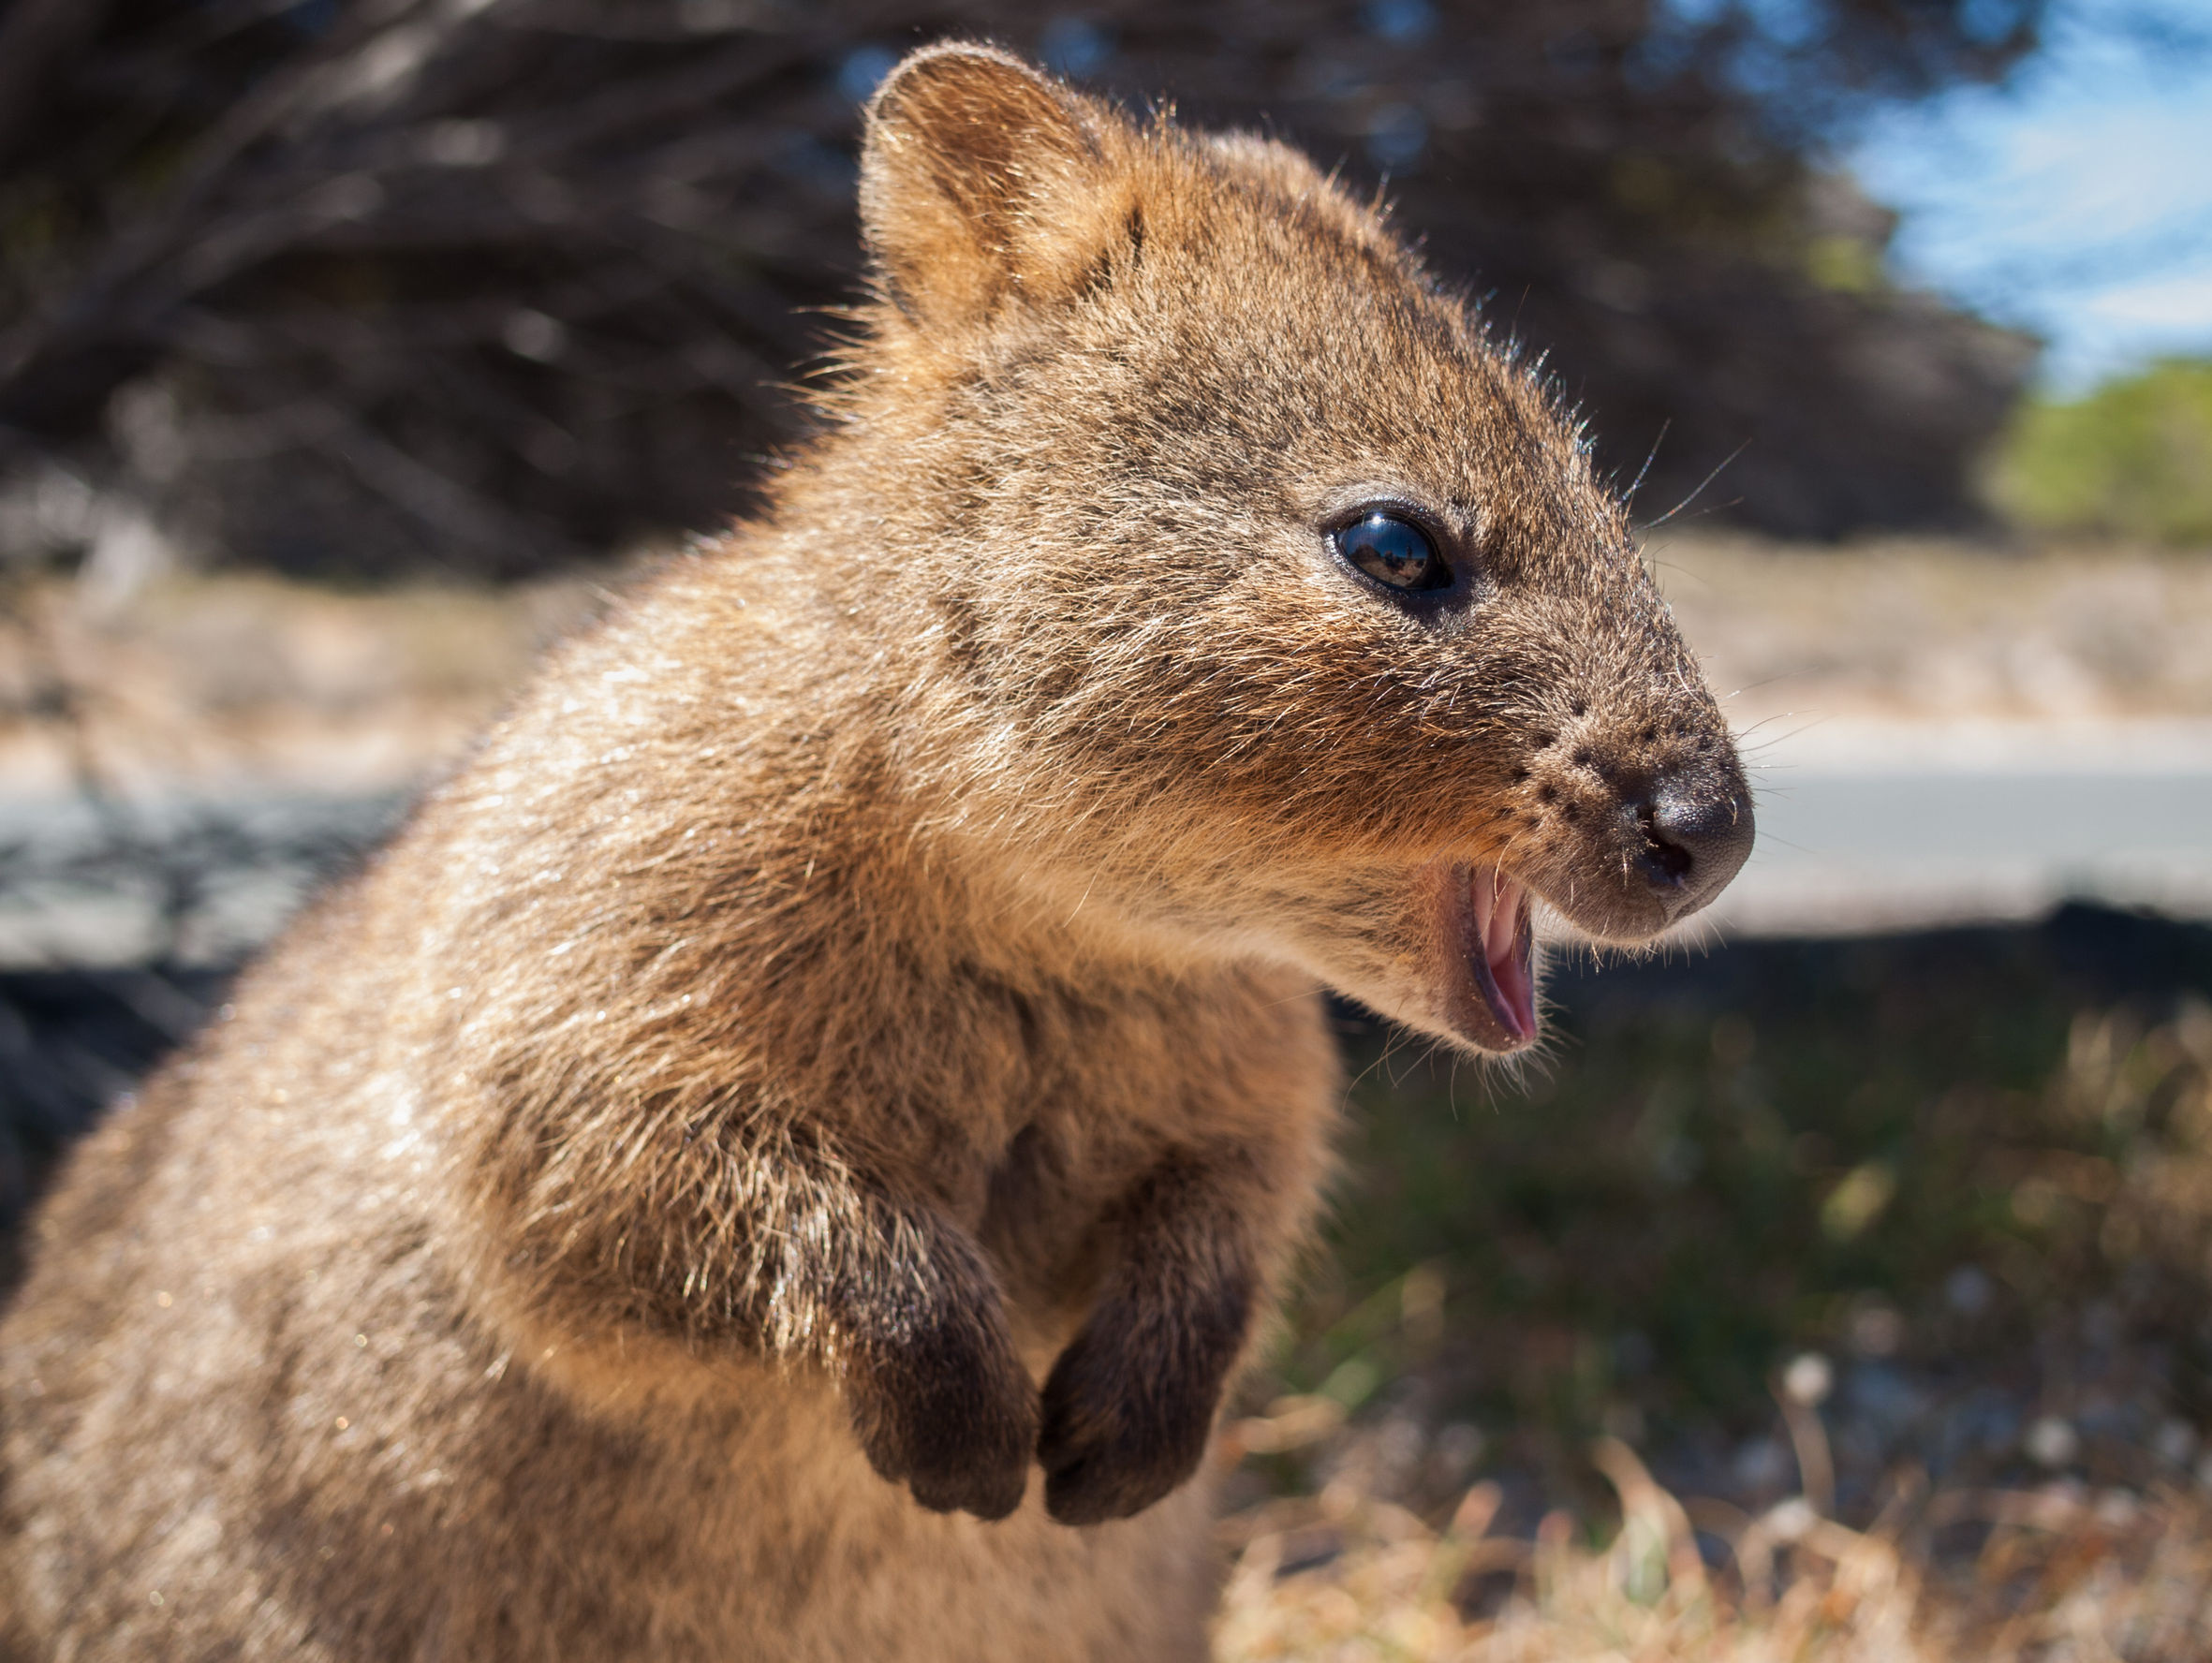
top-left (0, 44), bottom-right (1750, 1661)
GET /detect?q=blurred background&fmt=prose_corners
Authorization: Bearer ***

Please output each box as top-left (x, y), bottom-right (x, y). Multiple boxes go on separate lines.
top-left (1, 0), bottom-right (2209, 1654)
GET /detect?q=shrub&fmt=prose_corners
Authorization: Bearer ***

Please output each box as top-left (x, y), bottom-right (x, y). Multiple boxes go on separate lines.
top-left (1987, 359), bottom-right (2212, 547)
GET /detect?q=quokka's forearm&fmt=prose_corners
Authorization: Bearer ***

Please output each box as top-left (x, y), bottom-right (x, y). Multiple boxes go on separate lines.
top-left (463, 1106), bottom-right (1043, 1515)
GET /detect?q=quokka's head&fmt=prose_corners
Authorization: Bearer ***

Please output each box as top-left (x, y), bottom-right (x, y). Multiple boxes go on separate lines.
top-left (842, 44), bottom-right (1753, 1056)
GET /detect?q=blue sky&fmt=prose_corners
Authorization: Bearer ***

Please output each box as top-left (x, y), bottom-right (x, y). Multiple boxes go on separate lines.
top-left (1850, 0), bottom-right (2212, 392)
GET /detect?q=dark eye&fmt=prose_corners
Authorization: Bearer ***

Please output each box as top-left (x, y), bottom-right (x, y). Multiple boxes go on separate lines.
top-left (1335, 512), bottom-right (1451, 594)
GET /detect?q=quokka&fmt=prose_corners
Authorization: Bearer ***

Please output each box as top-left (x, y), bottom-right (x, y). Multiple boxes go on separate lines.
top-left (0, 42), bottom-right (1752, 1662)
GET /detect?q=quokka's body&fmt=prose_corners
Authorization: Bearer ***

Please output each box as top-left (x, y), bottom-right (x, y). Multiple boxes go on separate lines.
top-left (0, 44), bottom-right (1751, 1661)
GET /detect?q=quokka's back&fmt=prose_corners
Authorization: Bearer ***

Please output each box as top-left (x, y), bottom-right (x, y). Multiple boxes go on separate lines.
top-left (0, 42), bottom-right (1749, 1662)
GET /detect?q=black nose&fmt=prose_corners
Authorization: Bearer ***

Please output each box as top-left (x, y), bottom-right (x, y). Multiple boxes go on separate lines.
top-left (1633, 772), bottom-right (1754, 918)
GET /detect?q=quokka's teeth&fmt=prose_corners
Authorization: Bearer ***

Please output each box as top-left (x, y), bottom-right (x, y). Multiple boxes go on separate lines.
top-left (1475, 874), bottom-right (1518, 974)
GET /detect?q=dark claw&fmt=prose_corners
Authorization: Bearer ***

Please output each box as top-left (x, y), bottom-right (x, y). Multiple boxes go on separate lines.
top-left (848, 1309), bottom-right (1039, 1523)
top-left (1037, 1294), bottom-right (1238, 1526)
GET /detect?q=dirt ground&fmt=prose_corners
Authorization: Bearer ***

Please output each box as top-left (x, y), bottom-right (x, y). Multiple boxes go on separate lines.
top-left (1652, 535), bottom-right (2212, 771)
top-left (0, 566), bottom-right (604, 801)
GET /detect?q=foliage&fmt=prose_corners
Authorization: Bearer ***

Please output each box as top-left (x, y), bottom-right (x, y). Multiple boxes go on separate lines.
top-left (0, 0), bottom-right (2043, 578)
top-left (1987, 359), bottom-right (2212, 548)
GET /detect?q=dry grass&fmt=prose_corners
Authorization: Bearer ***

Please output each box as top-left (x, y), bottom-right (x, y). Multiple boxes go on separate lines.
top-left (1212, 1430), bottom-right (2212, 1661)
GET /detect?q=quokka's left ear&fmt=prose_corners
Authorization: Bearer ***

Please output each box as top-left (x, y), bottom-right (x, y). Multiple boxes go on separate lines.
top-left (859, 42), bottom-right (1139, 331)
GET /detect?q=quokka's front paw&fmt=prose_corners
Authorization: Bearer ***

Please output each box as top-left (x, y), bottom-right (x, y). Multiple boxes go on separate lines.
top-left (847, 1306), bottom-right (1040, 1522)
top-left (1037, 1286), bottom-right (1246, 1526)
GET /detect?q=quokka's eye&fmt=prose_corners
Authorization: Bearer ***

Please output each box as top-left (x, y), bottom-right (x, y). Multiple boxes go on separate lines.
top-left (1334, 512), bottom-right (1452, 594)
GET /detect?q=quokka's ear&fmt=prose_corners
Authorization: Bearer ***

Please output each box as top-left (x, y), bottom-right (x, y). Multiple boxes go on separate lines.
top-left (860, 43), bottom-right (1125, 330)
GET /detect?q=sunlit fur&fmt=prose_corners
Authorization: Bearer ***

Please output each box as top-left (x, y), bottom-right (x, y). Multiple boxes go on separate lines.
top-left (0, 44), bottom-right (1747, 1661)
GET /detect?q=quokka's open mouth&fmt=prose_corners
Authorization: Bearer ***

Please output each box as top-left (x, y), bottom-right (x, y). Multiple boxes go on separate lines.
top-left (1443, 865), bottom-right (1537, 1053)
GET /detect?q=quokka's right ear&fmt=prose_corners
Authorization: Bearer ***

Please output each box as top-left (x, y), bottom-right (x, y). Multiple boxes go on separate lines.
top-left (860, 43), bottom-right (1127, 331)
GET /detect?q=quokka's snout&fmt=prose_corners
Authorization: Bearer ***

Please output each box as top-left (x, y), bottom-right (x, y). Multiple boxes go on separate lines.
top-left (1405, 694), bottom-right (1751, 1055)
top-left (1515, 696), bottom-right (1756, 942)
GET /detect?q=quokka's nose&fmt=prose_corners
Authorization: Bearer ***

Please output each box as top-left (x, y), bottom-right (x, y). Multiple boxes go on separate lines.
top-left (1630, 770), bottom-right (1755, 919)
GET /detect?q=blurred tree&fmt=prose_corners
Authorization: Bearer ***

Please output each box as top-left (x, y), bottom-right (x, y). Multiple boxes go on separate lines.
top-left (0, 0), bottom-right (2043, 578)
top-left (1987, 358), bottom-right (2212, 548)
